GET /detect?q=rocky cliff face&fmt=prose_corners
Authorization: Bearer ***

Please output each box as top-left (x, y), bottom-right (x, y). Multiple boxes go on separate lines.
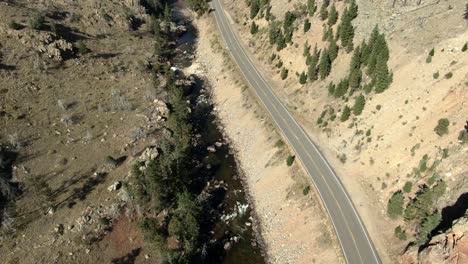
top-left (400, 216), bottom-right (468, 264)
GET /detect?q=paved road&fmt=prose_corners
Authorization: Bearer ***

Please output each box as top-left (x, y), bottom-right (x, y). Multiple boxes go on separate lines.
top-left (211, 1), bottom-right (381, 263)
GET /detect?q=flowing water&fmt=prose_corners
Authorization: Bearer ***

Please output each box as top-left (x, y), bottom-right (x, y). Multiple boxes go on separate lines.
top-left (171, 2), bottom-right (266, 263)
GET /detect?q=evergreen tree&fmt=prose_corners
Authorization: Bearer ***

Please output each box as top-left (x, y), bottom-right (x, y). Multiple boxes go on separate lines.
top-left (374, 56), bottom-right (391, 93)
top-left (328, 37), bottom-right (339, 61)
top-left (250, 0), bottom-right (260, 19)
top-left (341, 105), bottom-right (351, 122)
top-left (328, 4), bottom-right (339, 26)
top-left (328, 82), bottom-right (336, 95)
top-left (276, 31), bottom-right (286, 51)
top-left (250, 21), bottom-right (259, 34)
top-left (307, 0), bottom-right (317, 16)
top-left (303, 41), bottom-right (311, 57)
top-left (299, 71), bottom-right (308, 84)
top-left (319, 48), bottom-right (331, 79)
top-left (320, 3), bottom-right (329, 21)
top-left (269, 22), bottom-right (281, 45)
top-left (349, 0), bottom-right (359, 19)
top-left (281, 68), bottom-right (289, 80)
top-left (334, 78), bottom-right (349, 98)
top-left (349, 68), bottom-right (362, 90)
top-left (308, 48), bottom-right (320, 81)
top-left (428, 48), bottom-right (435, 57)
top-left (323, 0), bottom-right (330, 7)
top-left (462, 42), bottom-right (467, 52)
top-left (304, 18), bottom-right (311, 33)
top-left (353, 94), bottom-right (366, 115)
top-left (339, 8), bottom-right (354, 48)
top-left (350, 45), bottom-right (361, 70)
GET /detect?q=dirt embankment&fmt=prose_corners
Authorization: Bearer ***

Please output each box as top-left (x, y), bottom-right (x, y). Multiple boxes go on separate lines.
top-left (186, 16), bottom-right (343, 264)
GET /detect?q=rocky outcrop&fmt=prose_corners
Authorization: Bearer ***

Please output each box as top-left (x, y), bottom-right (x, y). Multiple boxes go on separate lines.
top-left (400, 216), bottom-right (468, 264)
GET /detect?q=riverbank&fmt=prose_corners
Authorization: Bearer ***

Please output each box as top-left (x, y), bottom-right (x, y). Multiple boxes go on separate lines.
top-left (186, 15), bottom-right (343, 263)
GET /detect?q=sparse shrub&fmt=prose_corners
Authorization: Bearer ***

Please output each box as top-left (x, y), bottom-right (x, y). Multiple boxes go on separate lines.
top-left (9, 20), bottom-right (21, 30)
top-left (303, 186), bottom-right (311, 196)
top-left (433, 71), bottom-right (439, 79)
top-left (394, 226), bottom-right (407, 240)
top-left (458, 129), bottom-right (468, 144)
top-left (425, 55), bottom-right (432, 63)
top-left (403, 181), bottom-right (412, 193)
top-left (29, 13), bottom-right (45, 30)
top-left (339, 154), bottom-right (347, 163)
top-left (77, 40), bottom-right (90, 54)
top-left (286, 155), bottom-right (295, 166)
top-left (275, 139), bottom-right (285, 148)
top-left (434, 118), bottom-right (449, 136)
top-left (387, 191), bottom-right (404, 219)
top-left (444, 72), bottom-right (453, 79)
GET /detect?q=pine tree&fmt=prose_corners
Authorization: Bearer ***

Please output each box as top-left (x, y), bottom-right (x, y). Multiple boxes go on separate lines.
top-left (339, 8), bottom-right (354, 48)
top-left (328, 82), bottom-right (336, 95)
top-left (250, 0), bottom-right (260, 19)
top-left (353, 95), bottom-right (366, 115)
top-left (299, 71), bottom-right (308, 84)
top-left (341, 105), bottom-right (351, 122)
top-left (307, 0), bottom-right (317, 16)
top-left (328, 37), bottom-right (339, 61)
top-left (328, 4), bottom-right (338, 26)
top-left (463, 42), bottom-right (468, 52)
top-left (304, 18), bottom-right (311, 33)
top-left (276, 31), bottom-right (286, 51)
top-left (281, 68), bottom-right (289, 80)
top-left (303, 41), bottom-right (311, 57)
top-left (349, 68), bottom-right (362, 90)
top-left (349, 0), bottom-right (359, 19)
top-left (350, 45), bottom-right (361, 70)
top-left (250, 21), bottom-right (259, 34)
top-left (319, 48), bottom-right (331, 79)
top-left (374, 56), bottom-right (390, 93)
top-left (308, 47), bottom-right (320, 81)
top-left (320, 3), bottom-right (329, 21)
top-left (334, 78), bottom-right (349, 98)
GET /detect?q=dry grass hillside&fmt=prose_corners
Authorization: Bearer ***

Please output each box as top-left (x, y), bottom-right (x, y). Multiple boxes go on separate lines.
top-left (222, 0), bottom-right (467, 262)
top-left (0, 0), bottom-right (162, 262)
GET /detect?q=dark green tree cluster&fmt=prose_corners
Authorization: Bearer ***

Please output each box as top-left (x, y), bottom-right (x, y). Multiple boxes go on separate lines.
top-left (387, 191), bottom-right (405, 219)
top-left (281, 68), bottom-right (289, 80)
top-left (434, 118), bottom-right (449, 136)
top-left (269, 21), bottom-right (286, 51)
top-left (318, 48), bottom-right (331, 79)
top-left (249, 0), bottom-right (270, 19)
top-left (129, 3), bottom-right (206, 261)
top-left (186, 0), bottom-right (209, 16)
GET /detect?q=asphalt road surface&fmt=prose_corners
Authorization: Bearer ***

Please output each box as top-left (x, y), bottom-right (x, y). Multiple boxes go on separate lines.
top-left (211, 1), bottom-right (381, 263)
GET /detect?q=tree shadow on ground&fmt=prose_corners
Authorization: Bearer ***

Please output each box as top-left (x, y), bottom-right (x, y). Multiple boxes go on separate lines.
top-left (111, 248), bottom-right (142, 264)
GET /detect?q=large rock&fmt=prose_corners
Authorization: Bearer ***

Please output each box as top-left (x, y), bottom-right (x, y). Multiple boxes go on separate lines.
top-left (400, 217), bottom-right (468, 264)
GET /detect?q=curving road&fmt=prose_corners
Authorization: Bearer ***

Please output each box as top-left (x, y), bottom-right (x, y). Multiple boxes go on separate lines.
top-left (211, 0), bottom-right (381, 263)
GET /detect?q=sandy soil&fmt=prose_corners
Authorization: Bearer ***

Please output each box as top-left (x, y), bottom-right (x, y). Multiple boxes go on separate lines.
top-left (186, 16), bottom-right (343, 264)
